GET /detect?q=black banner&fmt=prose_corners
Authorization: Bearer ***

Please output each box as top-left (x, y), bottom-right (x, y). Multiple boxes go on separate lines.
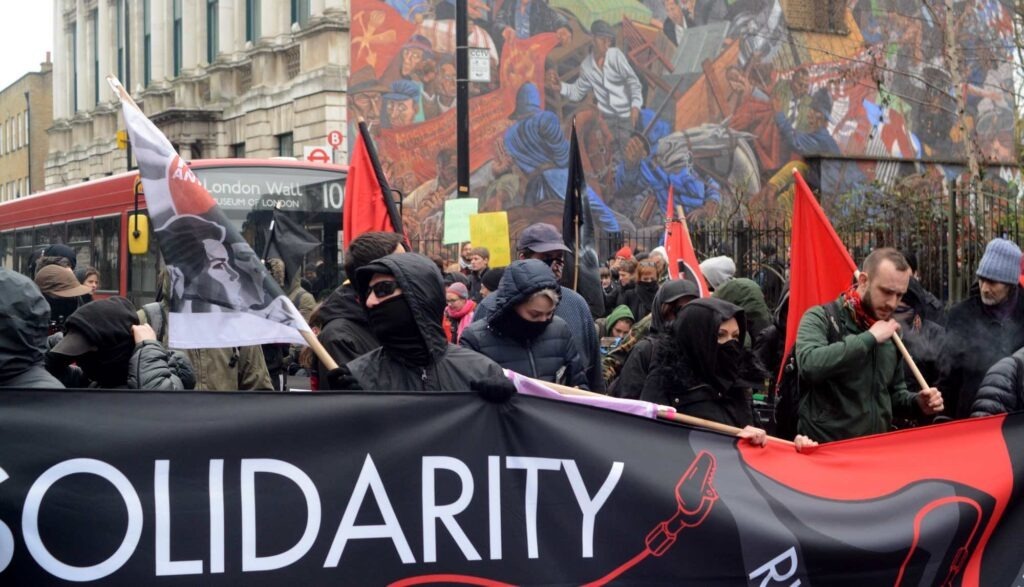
top-left (0, 390), bottom-right (1022, 585)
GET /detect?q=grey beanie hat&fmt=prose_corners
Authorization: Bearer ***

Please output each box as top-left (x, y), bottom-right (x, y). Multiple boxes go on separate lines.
top-left (976, 238), bottom-right (1022, 285)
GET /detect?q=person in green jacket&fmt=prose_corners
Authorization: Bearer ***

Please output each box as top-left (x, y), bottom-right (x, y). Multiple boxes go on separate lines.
top-left (795, 248), bottom-right (944, 442)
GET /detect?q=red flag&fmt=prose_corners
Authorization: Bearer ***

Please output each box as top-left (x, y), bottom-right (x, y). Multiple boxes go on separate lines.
top-left (664, 186), bottom-right (710, 297)
top-left (343, 122), bottom-right (405, 250)
top-left (782, 171), bottom-right (857, 373)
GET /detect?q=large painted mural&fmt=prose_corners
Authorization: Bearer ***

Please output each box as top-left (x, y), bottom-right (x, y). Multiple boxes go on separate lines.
top-left (347, 0), bottom-right (1017, 239)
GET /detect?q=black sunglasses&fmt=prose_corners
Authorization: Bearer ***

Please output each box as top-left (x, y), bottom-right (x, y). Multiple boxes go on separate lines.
top-left (369, 280), bottom-right (399, 299)
top-left (540, 256), bottom-right (565, 267)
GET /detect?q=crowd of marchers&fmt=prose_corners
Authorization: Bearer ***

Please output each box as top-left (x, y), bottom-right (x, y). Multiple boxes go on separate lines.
top-left (4, 227), bottom-right (1024, 450)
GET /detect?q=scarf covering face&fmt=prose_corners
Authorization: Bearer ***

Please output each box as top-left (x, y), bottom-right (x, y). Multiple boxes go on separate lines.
top-left (842, 284), bottom-right (877, 330)
top-left (673, 298), bottom-right (755, 393)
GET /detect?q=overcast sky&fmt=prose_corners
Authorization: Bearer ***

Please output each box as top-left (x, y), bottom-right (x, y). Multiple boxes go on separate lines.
top-left (0, 2), bottom-right (54, 91)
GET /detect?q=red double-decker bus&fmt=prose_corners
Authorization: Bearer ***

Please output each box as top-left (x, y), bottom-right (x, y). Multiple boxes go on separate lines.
top-left (0, 159), bottom-right (347, 305)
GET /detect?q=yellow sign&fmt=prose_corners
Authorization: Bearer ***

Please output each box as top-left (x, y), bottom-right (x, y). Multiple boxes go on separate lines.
top-left (116, 130), bottom-right (129, 150)
top-left (469, 212), bottom-right (511, 267)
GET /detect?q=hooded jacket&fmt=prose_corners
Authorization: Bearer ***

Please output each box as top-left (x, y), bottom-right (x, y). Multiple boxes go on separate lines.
top-left (640, 298), bottom-right (762, 427)
top-left (460, 260), bottom-right (587, 387)
top-left (597, 304), bottom-right (635, 339)
top-left (316, 283), bottom-right (379, 382)
top-left (347, 253), bottom-right (505, 390)
top-left (0, 269), bottom-right (63, 388)
top-left (474, 263), bottom-right (604, 391)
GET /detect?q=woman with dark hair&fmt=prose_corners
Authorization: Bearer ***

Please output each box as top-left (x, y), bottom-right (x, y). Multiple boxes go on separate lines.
top-left (641, 298), bottom-right (764, 427)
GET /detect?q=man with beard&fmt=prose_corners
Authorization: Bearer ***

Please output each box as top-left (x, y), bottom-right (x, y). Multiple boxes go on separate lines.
top-left (938, 238), bottom-right (1024, 417)
top-left (795, 248), bottom-right (944, 442)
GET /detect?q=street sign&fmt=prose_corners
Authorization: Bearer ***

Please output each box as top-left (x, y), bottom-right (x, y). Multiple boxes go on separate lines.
top-left (327, 130), bottom-right (343, 148)
top-left (468, 48), bottom-right (491, 83)
top-left (304, 146), bottom-right (332, 164)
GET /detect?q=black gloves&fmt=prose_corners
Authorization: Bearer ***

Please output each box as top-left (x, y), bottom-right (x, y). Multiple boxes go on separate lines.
top-left (326, 366), bottom-right (362, 391)
top-left (471, 377), bottom-right (517, 403)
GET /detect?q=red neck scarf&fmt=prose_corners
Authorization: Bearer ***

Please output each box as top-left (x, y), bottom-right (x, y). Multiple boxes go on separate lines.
top-left (842, 285), bottom-right (877, 330)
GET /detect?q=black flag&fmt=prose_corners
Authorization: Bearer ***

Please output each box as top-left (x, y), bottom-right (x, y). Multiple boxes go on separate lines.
top-left (263, 210), bottom-right (321, 286)
top-left (561, 120), bottom-right (605, 318)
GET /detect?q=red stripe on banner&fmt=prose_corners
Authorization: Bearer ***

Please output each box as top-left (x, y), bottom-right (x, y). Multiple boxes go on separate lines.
top-left (389, 574), bottom-right (516, 586)
top-left (738, 416), bottom-right (1013, 586)
top-left (167, 155), bottom-right (216, 216)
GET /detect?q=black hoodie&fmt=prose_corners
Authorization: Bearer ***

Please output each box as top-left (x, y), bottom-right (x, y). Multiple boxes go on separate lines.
top-left (346, 253), bottom-right (505, 391)
top-left (0, 269), bottom-right (63, 388)
top-left (641, 298), bottom-right (764, 427)
top-left (316, 282), bottom-right (380, 382)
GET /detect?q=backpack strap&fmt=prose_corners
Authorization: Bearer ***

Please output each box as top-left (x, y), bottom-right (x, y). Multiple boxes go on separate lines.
top-left (820, 300), bottom-right (845, 344)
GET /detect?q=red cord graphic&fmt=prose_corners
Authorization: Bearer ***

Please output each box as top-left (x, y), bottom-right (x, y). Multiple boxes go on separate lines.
top-left (894, 496), bottom-right (983, 587)
top-left (389, 451), bottom-right (719, 587)
top-left (583, 450), bottom-right (719, 586)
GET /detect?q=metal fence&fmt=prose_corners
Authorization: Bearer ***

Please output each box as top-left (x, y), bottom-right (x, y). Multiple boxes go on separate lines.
top-left (407, 181), bottom-right (1024, 305)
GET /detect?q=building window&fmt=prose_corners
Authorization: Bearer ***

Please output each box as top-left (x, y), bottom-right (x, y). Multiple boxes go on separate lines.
top-left (17, 114), bottom-right (21, 148)
top-left (782, 0), bottom-right (848, 35)
top-left (276, 133), bottom-right (293, 157)
top-left (173, 0), bottom-right (182, 77)
top-left (117, 0), bottom-right (124, 80)
top-left (92, 9), bottom-right (99, 104)
top-left (291, 0), bottom-right (309, 27)
top-left (207, 0), bottom-right (219, 63)
top-left (231, 142), bottom-right (246, 158)
top-left (144, 0), bottom-right (152, 86)
top-left (246, 0), bottom-right (260, 43)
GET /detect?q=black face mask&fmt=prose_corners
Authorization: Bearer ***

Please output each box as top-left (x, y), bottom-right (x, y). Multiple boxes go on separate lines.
top-left (714, 339), bottom-right (744, 390)
top-left (367, 296), bottom-right (431, 365)
top-left (496, 311), bottom-right (552, 341)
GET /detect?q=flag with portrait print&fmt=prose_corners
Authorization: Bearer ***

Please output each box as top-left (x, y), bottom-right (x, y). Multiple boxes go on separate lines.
top-left (108, 76), bottom-right (310, 349)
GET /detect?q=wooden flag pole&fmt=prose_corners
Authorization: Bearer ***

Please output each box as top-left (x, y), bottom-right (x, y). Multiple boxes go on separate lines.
top-left (526, 377), bottom-right (795, 446)
top-left (302, 330), bottom-right (338, 371)
top-left (892, 332), bottom-right (930, 391)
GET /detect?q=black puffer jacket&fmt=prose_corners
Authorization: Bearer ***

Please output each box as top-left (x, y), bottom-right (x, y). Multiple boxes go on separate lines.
top-left (316, 283), bottom-right (379, 381)
top-left (0, 268), bottom-right (63, 388)
top-left (970, 347), bottom-right (1024, 417)
top-left (346, 253), bottom-right (506, 390)
top-left (460, 260), bottom-right (588, 388)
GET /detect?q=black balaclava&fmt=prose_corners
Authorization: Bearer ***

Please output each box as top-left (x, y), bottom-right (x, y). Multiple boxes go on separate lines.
top-left (368, 295), bottom-right (431, 366)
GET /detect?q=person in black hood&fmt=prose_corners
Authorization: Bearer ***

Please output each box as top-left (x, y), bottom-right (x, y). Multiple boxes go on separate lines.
top-left (316, 231), bottom-right (404, 383)
top-left (610, 279), bottom-right (699, 398)
top-left (641, 298), bottom-right (766, 434)
top-left (461, 259), bottom-right (588, 387)
top-left (0, 268), bottom-right (64, 388)
top-left (46, 297), bottom-right (194, 390)
top-left (325, 253), bottom-right (506, 391)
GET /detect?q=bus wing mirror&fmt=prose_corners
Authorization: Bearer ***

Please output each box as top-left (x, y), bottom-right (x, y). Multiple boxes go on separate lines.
top-left (128, 213), bottom-right (150, 255)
